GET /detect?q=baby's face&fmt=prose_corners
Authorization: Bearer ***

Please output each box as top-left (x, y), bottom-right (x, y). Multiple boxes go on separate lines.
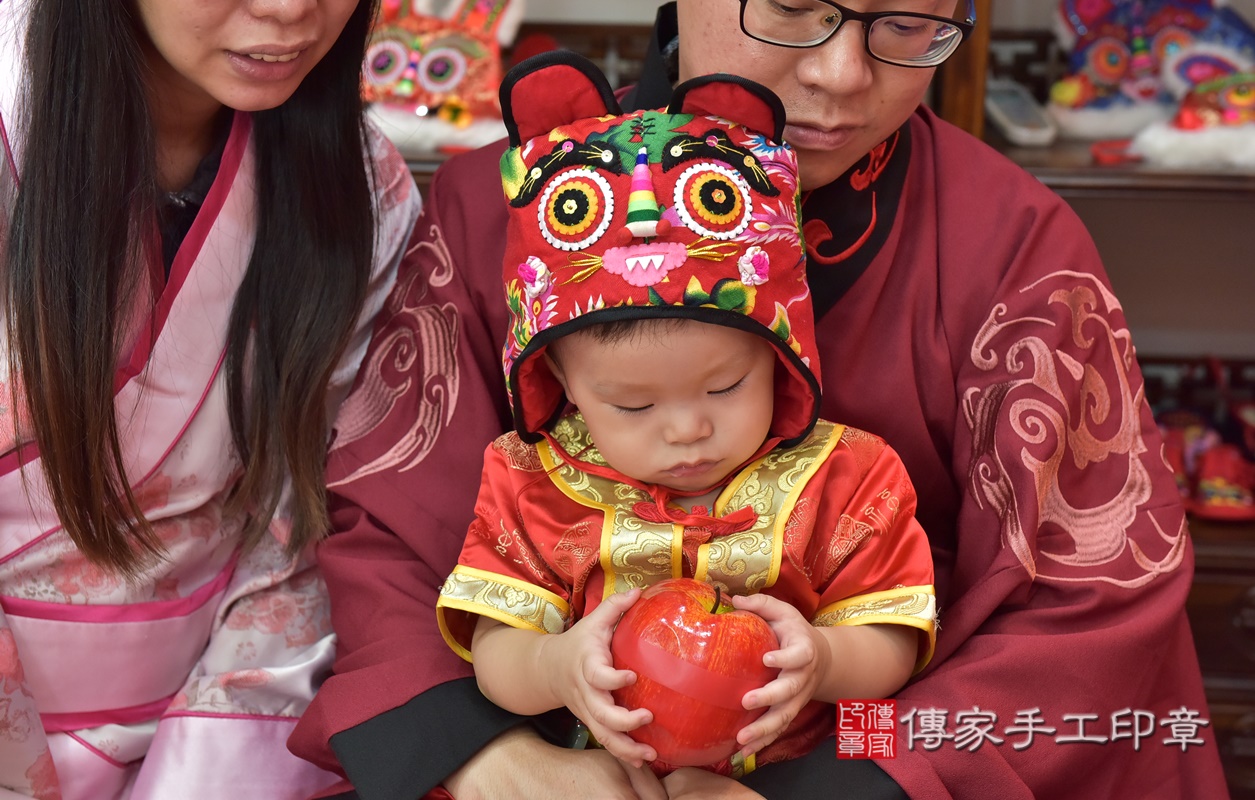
top-left (546, 319), bottom-right (777, 493)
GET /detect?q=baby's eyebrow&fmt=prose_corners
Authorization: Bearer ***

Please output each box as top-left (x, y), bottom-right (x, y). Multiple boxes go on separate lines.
top-left (590, 380), bottom-right (653, 395)
top-left (593, 358), bottom-right (748, 394)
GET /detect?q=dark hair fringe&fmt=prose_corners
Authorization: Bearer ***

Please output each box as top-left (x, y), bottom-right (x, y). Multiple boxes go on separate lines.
top-left (550, 316), bottom-right (691, 352)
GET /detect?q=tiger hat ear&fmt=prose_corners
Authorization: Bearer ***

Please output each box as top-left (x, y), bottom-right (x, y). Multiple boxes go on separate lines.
top-left (666, 73), bottom-right (787, 142)
top-left (500, 50), bottom-right (623, 146)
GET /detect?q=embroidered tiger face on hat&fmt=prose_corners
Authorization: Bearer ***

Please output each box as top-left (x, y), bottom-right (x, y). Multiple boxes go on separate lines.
top-left (498, 51), bottom-right (819, 446)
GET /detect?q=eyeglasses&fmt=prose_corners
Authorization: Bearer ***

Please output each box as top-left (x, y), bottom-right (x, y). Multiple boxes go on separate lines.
top-left (739, 0), bottom-right (976, 68)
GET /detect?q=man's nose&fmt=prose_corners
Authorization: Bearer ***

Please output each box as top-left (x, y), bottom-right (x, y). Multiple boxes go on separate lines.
top-left (795, 22), bottom-right (875, 95)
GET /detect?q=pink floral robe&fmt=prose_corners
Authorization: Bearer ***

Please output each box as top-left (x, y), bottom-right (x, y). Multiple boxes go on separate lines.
top-left (0, 2), bottom-right (423, 795)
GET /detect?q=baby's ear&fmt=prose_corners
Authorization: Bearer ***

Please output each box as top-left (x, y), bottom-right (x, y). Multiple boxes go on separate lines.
top-left (541, 348), bottom-right (568, 393)
top-left (666, 74), bottom-right (787, 142)
top-left (500, 51), bottom-right (623, 146)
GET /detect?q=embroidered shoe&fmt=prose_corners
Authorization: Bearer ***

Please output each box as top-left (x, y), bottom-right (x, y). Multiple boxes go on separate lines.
top-left (1157, 409), bottom-right (1222, 512)
top-left (1193, 443), bottom-right (1255, 522)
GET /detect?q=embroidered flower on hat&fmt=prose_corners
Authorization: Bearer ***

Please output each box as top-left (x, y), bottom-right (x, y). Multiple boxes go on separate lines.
top-left (518, 256), bottom-right (551, 300)
top-left (738, 246), bottom-right (771, 286)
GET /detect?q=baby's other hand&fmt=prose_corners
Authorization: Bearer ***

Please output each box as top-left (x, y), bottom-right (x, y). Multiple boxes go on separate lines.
top-left (727, 592), bottom-right (828, 758)
top-left (541, 588), bottom-right (658, 766)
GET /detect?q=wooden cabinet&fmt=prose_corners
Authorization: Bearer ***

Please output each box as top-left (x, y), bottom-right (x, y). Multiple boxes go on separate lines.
top-left (932, 0), bottom-right (994, 137)
top-left (1189, 519), bottom-right (1255, 799)
top-left (991, 137), bottom-right (1255, 360)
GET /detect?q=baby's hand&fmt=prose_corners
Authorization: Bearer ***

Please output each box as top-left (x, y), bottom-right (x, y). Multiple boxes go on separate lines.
top-left (728, 592), bottom-right (828, 758)
top-left (539, 588), bottom-right (658, 766)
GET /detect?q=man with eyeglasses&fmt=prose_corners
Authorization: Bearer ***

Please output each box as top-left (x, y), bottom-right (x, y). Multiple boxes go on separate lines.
top-left (741, 0), bottom-right (972, 65)
top-left (293, 2), bottom-right (1229, 799)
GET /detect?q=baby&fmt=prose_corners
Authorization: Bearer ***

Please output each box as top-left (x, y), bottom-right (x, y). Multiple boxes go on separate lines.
top-left (437, 51), bottom-right (936, 782)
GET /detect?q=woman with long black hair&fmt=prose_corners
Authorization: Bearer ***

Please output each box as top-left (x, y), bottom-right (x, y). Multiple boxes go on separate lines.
top-left (0, 0), bottom-right (420, 795)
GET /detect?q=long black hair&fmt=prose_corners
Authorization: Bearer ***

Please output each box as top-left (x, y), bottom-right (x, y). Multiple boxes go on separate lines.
top-left (5, 0), bottom-right (379, 574)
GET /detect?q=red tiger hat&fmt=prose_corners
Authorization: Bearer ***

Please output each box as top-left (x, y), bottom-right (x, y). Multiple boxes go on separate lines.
top-left (498, 51), bottom-right (819, 447)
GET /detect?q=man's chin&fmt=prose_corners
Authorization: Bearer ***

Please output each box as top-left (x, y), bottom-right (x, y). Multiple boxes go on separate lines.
top-left (797, 152), bottom-right (859, 191)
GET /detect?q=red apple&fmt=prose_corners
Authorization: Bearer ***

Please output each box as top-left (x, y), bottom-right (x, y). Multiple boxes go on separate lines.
top-left (610, 577), bottom-right (780, 767)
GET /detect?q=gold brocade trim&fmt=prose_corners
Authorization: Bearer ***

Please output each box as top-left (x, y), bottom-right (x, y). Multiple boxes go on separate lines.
top-left (436, 566), bottom-right (570, 661)
top-left (813, 584), bottom-right (938, 672)
top-left (542, 416), bottom-right (846, 598)
top-left (542, 417), bottom-right (681, 598)
top-left (698, 421), bottom-right (845, 594)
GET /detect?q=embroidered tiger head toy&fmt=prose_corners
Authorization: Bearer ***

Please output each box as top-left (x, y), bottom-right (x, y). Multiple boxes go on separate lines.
top-left (1048, 0), bottom-right (1255, 137)
top-left (363, 0), bottom-right (510, 125)
top-left (497, 52), bottom-right (819, 448)
top-left (1173, 69), bottom-right (1255, 128)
